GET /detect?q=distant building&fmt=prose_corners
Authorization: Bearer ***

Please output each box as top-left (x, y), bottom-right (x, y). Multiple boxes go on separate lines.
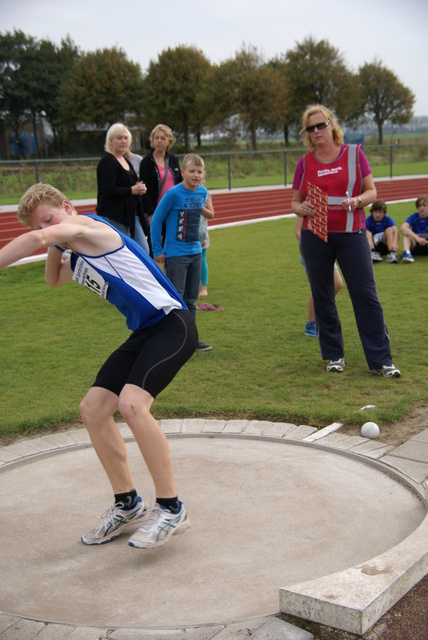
top-left (0, 120), bottom-right (48, 159)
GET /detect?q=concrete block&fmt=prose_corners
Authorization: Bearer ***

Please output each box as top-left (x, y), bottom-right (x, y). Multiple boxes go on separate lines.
top-left (0, 442), bottom-right (41, 460)
top-left (313, 433), bottom-right (353, 448)
top-left (69, 429), bottom-right (91, 444)
top-left (0, 448), bottom-right (21, 464)
top-left (243, 420), bottom-right (273, 435)
top-left (159, 419), bottom-right (183, 433)
top-left (283, 426), bottom-right (317, 441)
top-left (354, 444), bottom-right (395, 459)
top-left (223, 420), bottom-right (250, 433)
top-left (279, 513), bottom-right (428, 635)
top-left (68, 628), bottom-right (111, 639)
top-left (109, 625), bottom-right (224, 639)
top-left (409, 428), bottom-right (428, 443)
top-left (304, 423), bottom-right (343, 442)
top-left (22, 435), bottom-right (60, 452)
top-left (264, 424), bottom-right (293, 438)
top-left (386, 440), bottom-right (428, 463)
top-left (0, 618), bottom-right (45, 639)
top-left (336, 436), bottom-right (371, 450)
top-left (36, 623), bottom-right (76, 638)
top-left (276, 423), bottom-right (301, 436)
top-left (209, 616), bottom-right (267, 638)
top-left (202, 419), bottom-right (227, 433)
top-left (42, 432), bottom-right (85, 448)
top-left (182, 418), bottom-right (205, 433)
top-left (0, 613), bottom-right (16, 634)
top-left (252, 617), bottom-right (313, 639)
top-left (381, 455), bottom-right (428, 484)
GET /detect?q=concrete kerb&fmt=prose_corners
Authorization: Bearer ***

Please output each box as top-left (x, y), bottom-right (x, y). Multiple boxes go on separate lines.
top-left (1, 418), bottom-right (428, 638)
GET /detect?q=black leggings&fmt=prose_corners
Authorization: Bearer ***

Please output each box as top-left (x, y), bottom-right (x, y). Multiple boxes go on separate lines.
top-left (300, 229), bottom-right (393, 370)
top-left (92, 309), bottom-right (198, 398)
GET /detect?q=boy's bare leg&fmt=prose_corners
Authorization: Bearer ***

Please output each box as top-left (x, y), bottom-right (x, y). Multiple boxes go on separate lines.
top-left (118, 384), bottom-right (176, 498)
top-left (80, 386), bottom-right (135, 494)
top-left (80, 384), bottom-right (176, 498)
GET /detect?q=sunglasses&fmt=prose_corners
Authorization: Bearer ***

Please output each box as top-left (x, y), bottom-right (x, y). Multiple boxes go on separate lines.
top-left (305, 120), bottom-right (331, 134)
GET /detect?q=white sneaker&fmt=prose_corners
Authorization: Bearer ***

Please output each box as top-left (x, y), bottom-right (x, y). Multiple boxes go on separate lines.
top-left (327, 358), bottom-right (345, 373)
top-left (128, 502), bottom-right (191, 549)
top-left (371, 251), bottom-right (382, 262)
top-left (81, 498), bottom-right (147, 545)
top-left (373, 364), bottom-right (402, 378)
top-left (386, 251), bottom-right (398, 263)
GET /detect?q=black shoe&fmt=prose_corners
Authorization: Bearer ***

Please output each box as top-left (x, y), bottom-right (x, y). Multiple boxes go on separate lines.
top-left (196, 341), bottom-right (212, 351)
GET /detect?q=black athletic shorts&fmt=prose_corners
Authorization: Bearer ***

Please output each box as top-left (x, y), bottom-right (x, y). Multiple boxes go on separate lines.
top-left (92, 309), bottom-right (198, 398)
top-left (412, 239), bottom-right (428, 256)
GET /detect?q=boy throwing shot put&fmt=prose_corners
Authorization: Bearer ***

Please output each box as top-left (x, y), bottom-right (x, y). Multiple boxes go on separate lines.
top-left (0, 183), bottom-right (198, 549)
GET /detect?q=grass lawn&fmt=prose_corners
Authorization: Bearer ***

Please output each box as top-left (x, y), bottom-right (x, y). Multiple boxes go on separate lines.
top-left (1, 202), bottom-right (426, 440)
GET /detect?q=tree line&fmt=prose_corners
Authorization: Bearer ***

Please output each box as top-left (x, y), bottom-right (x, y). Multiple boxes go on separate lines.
top-left (0, 29), bottom-right (415, 158)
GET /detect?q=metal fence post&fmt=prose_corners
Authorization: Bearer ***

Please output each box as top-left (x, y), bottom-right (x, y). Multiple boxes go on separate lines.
top-left (35, 159), bottom-right (39, 183)
top-left (389, 145), bottom-right (393, 178)
top-left (283, 150), bottom-right (287, 186)
top-left (228, 153), bottom-right (231, 190)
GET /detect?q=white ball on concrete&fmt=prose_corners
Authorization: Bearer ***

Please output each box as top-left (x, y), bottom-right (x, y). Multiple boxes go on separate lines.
top-left (361, 421), bottom-right (380, 439)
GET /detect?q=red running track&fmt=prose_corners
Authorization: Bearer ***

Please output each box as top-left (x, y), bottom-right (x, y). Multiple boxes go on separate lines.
top-left (1, 177), bottom-right (427, 256)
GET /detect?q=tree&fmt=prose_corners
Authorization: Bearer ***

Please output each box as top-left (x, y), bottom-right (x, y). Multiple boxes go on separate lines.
top-left (266, 59), bottom-right (291, 145)
top-left (212, 45), bottom-right (287, 151)
top-left (0, 30), bottom-right (37, 157)
top-left (58, 47), bottom-right (144, 129)
top-left (359, 61), bottom-right (415, 144)
top-left (0, 30), bottom-right (80, 157)
top-left (281, 37), bottom-right (359, 130)
top-left (37, 36), bottom-right (80, 154)
top-left (142, 46), bottom-right (212, 151)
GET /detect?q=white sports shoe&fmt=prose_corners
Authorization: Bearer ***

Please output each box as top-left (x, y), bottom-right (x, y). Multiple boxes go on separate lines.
top-left (386, 251), bottom-right (398, 263)
top-left (327, 358), bottom-right (345, 373)
top-left (128, 502), bottom-right (191, 549)
top-left (371, 251), bottom-right (382, 262)
top-left (81, 498), bottom-right (147, 545)
top-left (373, 364), bottom-right (402, 378)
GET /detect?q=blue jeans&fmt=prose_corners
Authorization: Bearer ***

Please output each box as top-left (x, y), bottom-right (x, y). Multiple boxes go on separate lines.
top-left (165, 254), bottom-right (202, 321)
top-left (100, 216), bottom-right (150, 254)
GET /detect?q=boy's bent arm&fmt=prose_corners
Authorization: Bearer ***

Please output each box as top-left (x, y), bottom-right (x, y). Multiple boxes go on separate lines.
top-left (0, 229), bottom-right (50, 269)
top-left (202, 195), bottom-right (215, 220)
top-left (0, 218), bottom-right (86, 271)
top-left (150, 193), bottom-right (172, 257)
top-left (45, 246), bottom-right (73, 287)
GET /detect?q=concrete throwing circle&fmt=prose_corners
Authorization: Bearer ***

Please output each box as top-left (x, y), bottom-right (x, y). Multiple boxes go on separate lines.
top-left (0, 435), bottom-right (425, 628)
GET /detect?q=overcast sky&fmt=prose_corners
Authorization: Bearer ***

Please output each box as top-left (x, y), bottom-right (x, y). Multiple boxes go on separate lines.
top-left (2, 0), bottom-right (428, 117)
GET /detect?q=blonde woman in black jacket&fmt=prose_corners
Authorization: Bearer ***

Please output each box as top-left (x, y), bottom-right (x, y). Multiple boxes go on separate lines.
top-left (97, 123), bottom-right (149, 253)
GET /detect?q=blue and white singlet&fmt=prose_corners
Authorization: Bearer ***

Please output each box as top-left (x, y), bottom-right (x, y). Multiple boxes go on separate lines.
top-left (70, 214), bottom-right (187, 331)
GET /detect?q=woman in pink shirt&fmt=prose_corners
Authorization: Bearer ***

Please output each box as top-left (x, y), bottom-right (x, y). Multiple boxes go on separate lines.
top-left (140, 124), bottom-right (182, 256)
top-left (291, 104), bottom-right (401, 378)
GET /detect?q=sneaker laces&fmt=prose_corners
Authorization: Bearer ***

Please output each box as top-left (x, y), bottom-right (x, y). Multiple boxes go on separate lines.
top-left (91, 502), bottom-right (127, 534)
top-left (137, 504), bottom-right (178, 532)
